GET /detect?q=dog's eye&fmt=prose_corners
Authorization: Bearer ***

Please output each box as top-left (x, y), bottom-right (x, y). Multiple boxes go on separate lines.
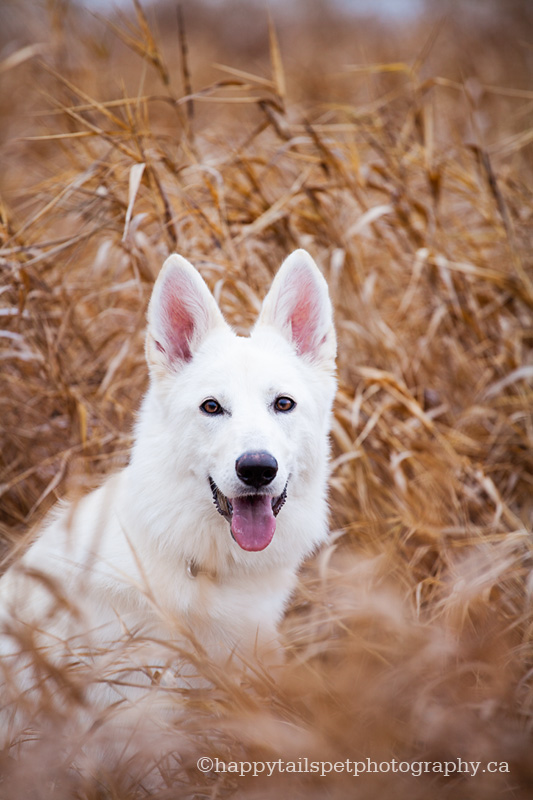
top-left (200, 399), bottom-right (223, 415)
top-left (274, 396), bottom-right (295, 413)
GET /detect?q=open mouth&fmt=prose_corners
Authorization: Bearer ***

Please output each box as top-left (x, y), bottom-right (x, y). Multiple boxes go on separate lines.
top-left (209, 477), bottom-right (287, 552)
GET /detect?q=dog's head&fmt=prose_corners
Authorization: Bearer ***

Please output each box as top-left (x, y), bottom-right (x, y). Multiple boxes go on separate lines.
top-left (143, 250), bottom-right (336, 557)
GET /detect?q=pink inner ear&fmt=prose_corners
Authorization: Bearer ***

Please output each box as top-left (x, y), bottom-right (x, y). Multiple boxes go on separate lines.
top-left (158, 276), bottom-right (197, 364)
top-left (286, 272), bottom-right (321, 356)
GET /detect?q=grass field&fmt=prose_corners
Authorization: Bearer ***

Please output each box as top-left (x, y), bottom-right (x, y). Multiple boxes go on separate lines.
top-left (1, 0), bottom-right (533, 796)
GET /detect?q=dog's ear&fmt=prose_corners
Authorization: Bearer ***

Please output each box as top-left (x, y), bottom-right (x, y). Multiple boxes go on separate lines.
top-left (146, 254), bottom-right (226, 374)
top-left (255, 249), bottom-right (336, 369)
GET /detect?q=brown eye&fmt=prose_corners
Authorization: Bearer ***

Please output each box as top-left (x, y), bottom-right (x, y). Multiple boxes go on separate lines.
top-left (200, 399), bottom-right (223, 415)
top-left (274, 396), bottom-right (295, 413)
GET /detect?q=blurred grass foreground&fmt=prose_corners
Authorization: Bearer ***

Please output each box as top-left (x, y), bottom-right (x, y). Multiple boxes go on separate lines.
top-left (0, 0), bottom-right (533, 797)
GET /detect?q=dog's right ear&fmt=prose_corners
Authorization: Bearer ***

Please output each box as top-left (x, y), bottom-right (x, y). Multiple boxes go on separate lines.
top-left (255, 249), bottom-right (336, 371)
top-left (146, 254), bottom-right (226, 375)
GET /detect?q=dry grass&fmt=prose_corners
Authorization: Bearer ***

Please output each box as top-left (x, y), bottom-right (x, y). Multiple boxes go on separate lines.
top-left (1, 0), bottom-right (533, 796)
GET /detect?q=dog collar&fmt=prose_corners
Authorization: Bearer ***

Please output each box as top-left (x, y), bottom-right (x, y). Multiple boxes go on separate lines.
top-left (186, 558), bottom-right (216, 581)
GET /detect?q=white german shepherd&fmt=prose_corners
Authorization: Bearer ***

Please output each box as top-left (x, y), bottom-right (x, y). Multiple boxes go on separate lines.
top-left (0, 249), bottom-right (336, 692)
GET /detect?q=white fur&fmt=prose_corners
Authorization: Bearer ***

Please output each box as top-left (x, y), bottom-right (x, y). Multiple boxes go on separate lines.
top-left (0, 249), bottom-right (336, 689)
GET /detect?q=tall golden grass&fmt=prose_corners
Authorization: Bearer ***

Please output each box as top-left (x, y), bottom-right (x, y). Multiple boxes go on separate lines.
top-left (1, 0), bottom-right (533, 796)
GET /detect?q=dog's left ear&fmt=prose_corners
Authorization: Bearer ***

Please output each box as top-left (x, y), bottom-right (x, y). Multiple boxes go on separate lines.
top-left (146, 254), bottom-right (227, 377)
top-left (255, 249), bottom-right (336, 370)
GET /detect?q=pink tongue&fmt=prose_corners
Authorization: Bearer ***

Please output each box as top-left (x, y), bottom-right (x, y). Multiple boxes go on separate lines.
top-left (230, 495), bottom-right (276, 551)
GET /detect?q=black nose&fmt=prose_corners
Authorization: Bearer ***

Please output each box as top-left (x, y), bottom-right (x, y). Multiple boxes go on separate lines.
top-left (235, 451), bottom-right (278, 490)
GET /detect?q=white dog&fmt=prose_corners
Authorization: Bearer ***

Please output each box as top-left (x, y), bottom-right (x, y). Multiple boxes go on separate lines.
top-left (0, 249), bottom-right (336, 696)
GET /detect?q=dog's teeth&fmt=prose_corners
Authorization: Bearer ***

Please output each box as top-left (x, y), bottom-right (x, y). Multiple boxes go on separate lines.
top-left (272, 483), bottom-right (288, 517)
top-left (218, 492), bottom-right (231, 517)
top-left (209, 477), bottom-right (233, 523)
